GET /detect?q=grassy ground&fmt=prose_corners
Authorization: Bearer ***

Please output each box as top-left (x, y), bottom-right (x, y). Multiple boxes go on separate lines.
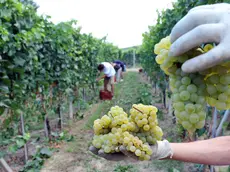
top-left (41, 70), bottom-right (192, 172)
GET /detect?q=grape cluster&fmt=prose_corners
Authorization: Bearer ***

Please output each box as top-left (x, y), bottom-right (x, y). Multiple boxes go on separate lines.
top-left (92, 104), bottom-right (163, 160)
top-left (204, 65), bottom-right (230, 110)
top-left (155, 36), bottom-right (230, 132)
top-left (129, 104), bottom-right (163, 144)
top-left (194, 44), bottom-right (230, 110)
top-left (155, 37), bottom-right (207, 133)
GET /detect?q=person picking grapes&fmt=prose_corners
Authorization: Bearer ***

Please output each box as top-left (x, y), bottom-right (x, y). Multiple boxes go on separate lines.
top-left (113, 60), bottom-right (125, 81)
top-left (112, 62), bottom-right (122, 83)
top-left (90, 3), bottom-right (230, 165)
top-left (97, 62), bottom-right (116, 96)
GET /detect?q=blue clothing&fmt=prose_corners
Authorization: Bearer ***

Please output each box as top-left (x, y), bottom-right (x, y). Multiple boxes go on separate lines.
top-left (114, 60), bottom-right (125, 71)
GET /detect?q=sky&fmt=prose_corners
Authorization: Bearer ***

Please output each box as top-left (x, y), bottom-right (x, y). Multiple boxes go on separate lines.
top-left (34, 0), bottom-right (174, 48)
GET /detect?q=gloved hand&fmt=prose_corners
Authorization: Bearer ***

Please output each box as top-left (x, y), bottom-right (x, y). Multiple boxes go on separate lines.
top-left (169, 3), bottom-right (230, 73)
top-left (89, 140), bottom-right (173, 161)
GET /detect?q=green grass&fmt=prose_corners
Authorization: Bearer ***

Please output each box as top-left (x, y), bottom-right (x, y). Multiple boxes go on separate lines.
top-left (113, 164), bottom-right (138, 172)
top-left (84, 101), bottom-right (111, 129)
top-left (151, 159), bottom-right (184, 172)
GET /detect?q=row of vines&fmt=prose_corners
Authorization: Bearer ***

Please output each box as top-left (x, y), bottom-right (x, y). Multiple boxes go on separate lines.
top-left (0, 0), bottom-right (124, 170)
top-left (139, 0), bottom-right (230, 170)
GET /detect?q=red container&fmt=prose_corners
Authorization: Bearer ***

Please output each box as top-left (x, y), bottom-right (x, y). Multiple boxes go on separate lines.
top-left (99, 90), bottom-right (113, 100)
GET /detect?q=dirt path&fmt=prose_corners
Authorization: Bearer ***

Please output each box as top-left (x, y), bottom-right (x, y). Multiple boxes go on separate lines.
top-left (41, 71), bottom-right (189, 172)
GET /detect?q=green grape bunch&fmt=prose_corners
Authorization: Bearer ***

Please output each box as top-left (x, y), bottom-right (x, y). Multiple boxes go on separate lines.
top-left (91, 104), bottom-right (163, 161)
top-left (154, 36), bottom-right (230, 134)
top-left (155, 37), bottom-right (207, 134)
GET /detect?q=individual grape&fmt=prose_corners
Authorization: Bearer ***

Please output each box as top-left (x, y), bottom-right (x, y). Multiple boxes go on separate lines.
top-left (173, 102), bottom-right (185, 111)
top-left (146, 148), bottom-right (153, 155)
top-left (130, 146), bottom-right (136, 152)
top-left (123, 137), bottom-right (130, 144)
top-left (195, 104), bottom-right (203, 113)
top-left (179, 111), bottom-right (189, 121)
top-left (193, 77), bottom-right (204, 85)
top-left (111, 128), bottom-right (117, 134)
top-left (207, 85), bottom-right (217, 95)
top-left (216, 101), bottom-right (226, 110)
top-left (196, 120), bottom-right (205, 129)
top-left (220, 75), bottom-right (228, 85)
top-left (218, 93), bottom-right (228, 102)
top-left (187, 84), bottom-right (197, 93)
top-left (179, 91), bottom-right (190, 101)
top-left (154, 43), bottom-right (161, 55)
top-left (197, 96), bottom-right (206, 104)
top-left (155, 54), bottom-right (165, 64)
top-left (142, 118), bottom-right (148, 125)
top-left (190, 94), bottom-right (198, 102)
top-left (216, 84), bottom-right (228, 92)
top-left (181, 77), bottom-right (191, 85)
top-left (185, 104), bottom-right (195, 113)
top-left (143, 125), bottom-right (150, 131)
top-left (137, 120), bottom-right (143, 127)
top-left (203, 44), bottom-right (214, 52)
top-left (208, 74), bottom-right (219, 84)
top-left (182, 121), bottom-right (192, 130)
top-left (144, 154), bottom-right (151, 160)
top-left (175, 81), bottom-right (182, 88)
top-left (135, 149), bottom-right (142, 156)
top-left (121, 124), bottom-right (128, 131)
top-left (179, 85), bottom-right (187, 92)
top-left (189, 114), bottom-right (199, 124)
top-left (104, 146), bottom-right (112, 153)
top-left (172, 93), bottom-right (181, 102)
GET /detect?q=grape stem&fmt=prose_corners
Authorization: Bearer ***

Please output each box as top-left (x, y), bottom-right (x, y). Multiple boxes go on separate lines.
top-left (133, 106), bottom-right (144, 114)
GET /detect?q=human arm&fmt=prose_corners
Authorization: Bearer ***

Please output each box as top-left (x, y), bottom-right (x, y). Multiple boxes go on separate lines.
top-left (89, 136), bottom-right (230, 165)
top-left (169, 3), bottom-right (230, 73)
top-left (96, 75), bottom-right (106, 81)
top-left (170, 136), bottom-right (230, 165)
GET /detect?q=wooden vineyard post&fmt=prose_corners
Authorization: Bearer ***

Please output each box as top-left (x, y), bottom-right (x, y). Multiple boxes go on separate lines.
top-left (20, 113), bottom-right (28, 163)
top-left (44, 115), bottom-right (51, 139)
top-left (82, 88), bottom-right (86, 101)
top-left (162, 89), bottom-right (166, 108)
top-left (69, 97), bottom-right (73, 119)
top-left (0, 158), bottom-right (13, 172)
top-left (57, 104), bottom-right (63, 130)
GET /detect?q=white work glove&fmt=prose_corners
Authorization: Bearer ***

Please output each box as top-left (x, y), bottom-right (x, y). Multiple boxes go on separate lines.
top-left (89, 140), bottom-right (173, 161)
top-left (169, 3), bottom-right (230, 73)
